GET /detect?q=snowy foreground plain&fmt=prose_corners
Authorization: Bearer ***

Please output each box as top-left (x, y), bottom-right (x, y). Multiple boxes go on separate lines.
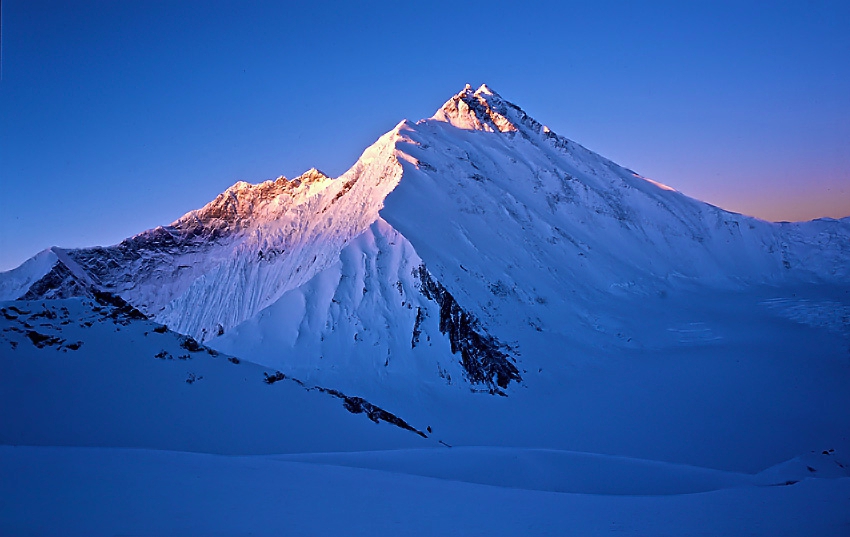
top-left (2, 85), bottom-right (849, 535)
top-left (2, 289), bottom-right (848, 536)
top-left (3, 446), bottom-right (848, 536)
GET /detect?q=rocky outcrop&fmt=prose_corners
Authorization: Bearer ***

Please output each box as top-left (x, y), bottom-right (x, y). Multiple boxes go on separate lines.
top-left (21, 261), bottom-right (92, 301)
top-left (263, 371), bottom-right (428, 437)
top-left (415, 265), bottom-right (521, 392)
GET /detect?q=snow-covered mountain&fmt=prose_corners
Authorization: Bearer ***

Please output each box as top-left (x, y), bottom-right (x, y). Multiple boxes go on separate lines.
top-left (3, 83), bottom-right (847, 394)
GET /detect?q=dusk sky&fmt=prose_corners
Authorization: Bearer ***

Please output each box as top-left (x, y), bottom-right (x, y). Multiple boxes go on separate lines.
top-left (1, 0), bottom-right (848, 271)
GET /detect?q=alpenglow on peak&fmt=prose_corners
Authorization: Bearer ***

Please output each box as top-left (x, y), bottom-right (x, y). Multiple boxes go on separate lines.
top-left (432, 83), bottom-right (517, 133)
top-left (431, 83), bottom-right (555, 140)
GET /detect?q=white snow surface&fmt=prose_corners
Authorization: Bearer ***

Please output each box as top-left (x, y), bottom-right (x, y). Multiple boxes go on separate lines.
top-left (2, 84), bottom-right (850, 535)
top-left (0, 128), bottom-right (406, 342)
top-left (151, 140), bottom-right (405, 340)
top-left (2, 445), bottom-right (848, 537)
top-left (2, 296), bottom-right (849, 535)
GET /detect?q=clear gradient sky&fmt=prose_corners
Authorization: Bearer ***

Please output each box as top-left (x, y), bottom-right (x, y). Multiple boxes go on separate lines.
top-left (1, 0), bottom-right (849, 271)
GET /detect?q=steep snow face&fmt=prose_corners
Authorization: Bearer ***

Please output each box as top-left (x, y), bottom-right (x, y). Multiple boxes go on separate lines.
top-left (211, 218), bottom-right (520, 397)
top-left (145, 132), bottom-right (405, 341)
top-left (0, 247), bottom-right (98, 302)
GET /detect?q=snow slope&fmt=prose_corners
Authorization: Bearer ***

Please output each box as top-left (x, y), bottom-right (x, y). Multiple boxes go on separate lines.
top-left (212, 217), bottom-right (520, 396)
top-left (383, 85), bottom-right (850, 337)
top-left (2, 84), bottom-right (848, 465)
top-left (3, 84), bottom-right (847, 351)
top-left (0, 298), bottom-right (430, 453)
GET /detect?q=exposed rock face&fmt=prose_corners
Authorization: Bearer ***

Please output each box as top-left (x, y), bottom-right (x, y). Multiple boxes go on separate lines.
top-left (263, 370), bottom-right (428, 437)
top-left (21, 261), bottom-right (91, 301)
top-left (415, 265), bottom-right (520, 392)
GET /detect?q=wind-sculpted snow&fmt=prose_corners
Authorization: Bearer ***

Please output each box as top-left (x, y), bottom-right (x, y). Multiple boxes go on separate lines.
top-left (99, 136), bottom-right (404, 342)
top-left (211, 219), bottom-right (522, 397)
top-left (4, 445), bottom-right (850, 537)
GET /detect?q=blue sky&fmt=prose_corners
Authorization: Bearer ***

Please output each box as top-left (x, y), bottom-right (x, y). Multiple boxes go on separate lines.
top-left (1, 0), bottom-right (849, 271)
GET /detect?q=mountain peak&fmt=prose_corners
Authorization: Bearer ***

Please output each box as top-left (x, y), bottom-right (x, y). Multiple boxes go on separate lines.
top-left (300, 167), bottom-right (329, 181)
top-left (474, 83), bottom-right (498, 97)
top-left (430, 84), bottom-right (556, 141)
top-left (432, 83), bottom-right (519, 133)
top-left (457, 83), bottom-right (498, 98)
